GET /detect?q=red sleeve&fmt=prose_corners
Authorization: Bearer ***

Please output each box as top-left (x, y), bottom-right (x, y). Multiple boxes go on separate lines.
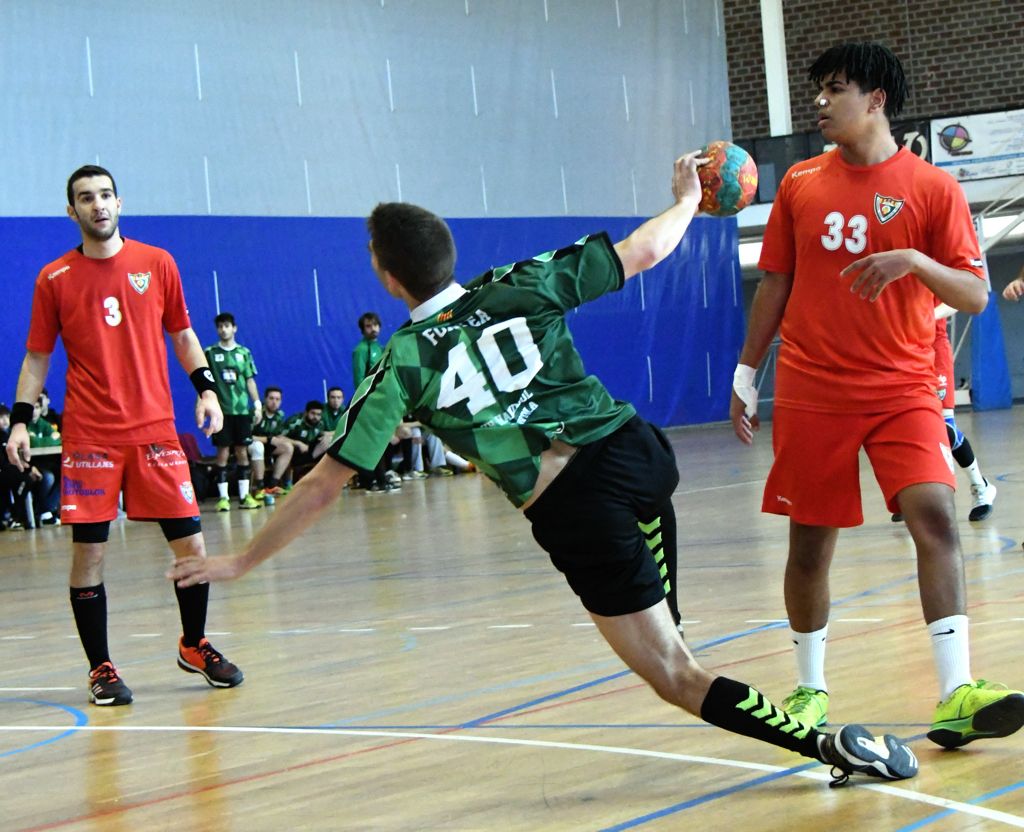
top-left (929, 175), bottom-right (985, 280)
top-left (758, 170), bottom-right (795, 275)
top-left (25, 271), bottom-right (60, 354)
top-left (161, 255), bottom-right (192, 333)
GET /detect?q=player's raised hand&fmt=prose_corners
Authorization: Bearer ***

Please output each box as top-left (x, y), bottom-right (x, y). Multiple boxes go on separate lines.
top-left (167, 553), bottom-right (247, 587)
top-left (840, 249), bottom-right (919, 301)
top-left (672, 151), bottom-right (709, 208)
top-left (196, 391), bottom-right (224, 436)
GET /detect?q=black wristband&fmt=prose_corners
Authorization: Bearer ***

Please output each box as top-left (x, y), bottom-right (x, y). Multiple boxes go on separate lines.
top-left (11, 401), bottom-right (34, 426)
top-left (190, 367), bottom-right (218, 395)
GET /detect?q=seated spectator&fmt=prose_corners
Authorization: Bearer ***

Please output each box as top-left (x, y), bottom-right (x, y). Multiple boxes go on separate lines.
top-left (251, 385), bottom-right (294, 502)
top-left (321, 387), bottom-right (346, 440)
top-left (1, 405), bottom-right (59, 527)
top-left (38, 388), bottom-right (62, 432)
top-left (28, 400), bottom-right (62, 447)
top-left (283, 400), bottom-right (329, 479)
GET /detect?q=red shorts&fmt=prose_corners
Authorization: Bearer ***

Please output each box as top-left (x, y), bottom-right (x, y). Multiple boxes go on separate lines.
top-left (763, 404), bottom-right (956, 527)
top-left (934, 335), bottom-right (954, 403)
top-left (60, 439), bottom-right (200, 523)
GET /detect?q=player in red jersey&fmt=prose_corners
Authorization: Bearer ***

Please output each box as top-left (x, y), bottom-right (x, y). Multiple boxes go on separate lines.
top-left (729, 43), bottom-right (1023, 748)
top-left (7, 165), bottom-right (244, 706)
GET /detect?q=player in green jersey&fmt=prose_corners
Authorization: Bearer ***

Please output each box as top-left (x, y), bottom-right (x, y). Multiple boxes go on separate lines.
top-left (169, 153), bottom-right (918, 785)
top-left (250, 385), bottom-right (293, 502)
top-left (321, 387), bottom-right (346, 435)
top-left (205, 313), bottom-right (262, 511)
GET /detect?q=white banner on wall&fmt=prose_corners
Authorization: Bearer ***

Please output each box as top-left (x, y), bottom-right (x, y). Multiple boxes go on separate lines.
top-left (931, 107), bottom-right (1024, 181)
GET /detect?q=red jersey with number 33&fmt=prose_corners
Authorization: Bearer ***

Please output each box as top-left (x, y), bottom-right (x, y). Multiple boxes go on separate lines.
top-left (26, 238), bottom-right (192, 443)
top-left (759, 147), bottom-right (984, 412)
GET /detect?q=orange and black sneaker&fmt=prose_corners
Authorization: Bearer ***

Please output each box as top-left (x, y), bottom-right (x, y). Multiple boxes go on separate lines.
top-left (177, 637), bottom-right (244, 688)
top-left (89, 661), bottom-right (133, 706)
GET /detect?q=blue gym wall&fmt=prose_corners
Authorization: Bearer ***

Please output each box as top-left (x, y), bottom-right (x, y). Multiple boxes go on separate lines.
top-left (1, 1), bottom-right (743, 448)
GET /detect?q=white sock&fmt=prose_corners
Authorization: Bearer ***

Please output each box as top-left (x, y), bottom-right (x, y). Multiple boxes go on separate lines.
top-left (217, 481), bottom-right (229, 499)
top-left (964, 460), bottom-right (985, 489)
top-left (238, 479), bottom-right (250, 499)
top-left (791, 625), bottom-right (828, 692)
top-left (928, 614), bottom-right (972, 700)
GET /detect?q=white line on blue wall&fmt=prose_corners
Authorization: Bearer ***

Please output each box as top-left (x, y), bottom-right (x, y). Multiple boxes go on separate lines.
top-left (702, 261), bottom-right (708, 308)
top-left (638, 272), bottom-right (646, 311)
top-left (646, 356), bottom-right (654, 402)
top-left (464, 0), bottom-right (470, 14)
top-left (550, 69), bottom-right (559, 119)
top-left (323, 379), bottom-right (328, 401)
top-left (213, 271), bottom-right (220, 314)
top-left (304, 159), bottom-right (312, 214)
top-left (689, 80), bottom-right (695, 126)
top-left (560, 165), bottom-right (568, 214)
top-left (313, 268), bottom-right (322, 327)
top-left (386, 58), bottom-right (395, 112)
top-left (683, 0), bottom-right (689, 35)
top-left (614, 0), bottom-right (622, 28)
top-left (631, 169), bottom-right (639, 215)
top-left (480, 165), bottom-right (489, 214)
top-left (85, 37), bottom-right (94, 97)
top-left (294, 51), bottom-right (303, 106)
top-left (714, 1), bottom-right (721, 37)
top-left (470, 65), bottom-right (479, 115)
top-left (194, 44), bottom-right (203, 101)
top-left (706, 352), bottom-right (712, 397)
top-left (732, 261), bottom-right (738, 306)
top-left (395, 162), bottom-right (403, 201)
top-left (543, 0), bottom-right (549, 22)
top-left (203, 156), bottom-right (212, 214)
top-left (622, 75), bottom-right (630, 122)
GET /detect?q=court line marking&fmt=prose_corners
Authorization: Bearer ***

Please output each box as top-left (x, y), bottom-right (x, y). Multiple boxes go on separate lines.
top-left (2, 724), bottom-right (1021, 828)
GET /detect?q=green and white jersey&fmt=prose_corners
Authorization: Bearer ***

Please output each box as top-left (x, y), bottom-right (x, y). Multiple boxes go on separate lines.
top-left (283, 413), bottom-right (324, 445)
top-left (321, 407), bottom-right (345, 432)
top-left (205, 343), bottom-right (257, 416)
top-left (328, 233), bottom-right (635, 507)
top-left (254, 409), bottom-right (287, 437)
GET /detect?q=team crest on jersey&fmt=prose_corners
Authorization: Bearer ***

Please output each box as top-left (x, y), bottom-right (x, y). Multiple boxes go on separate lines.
top-left (873, 194), bottom-right (905, 225)
top-left (179, 481), bottom-right (195, 504)
top-left (128, 272), bottom-right (151, 294)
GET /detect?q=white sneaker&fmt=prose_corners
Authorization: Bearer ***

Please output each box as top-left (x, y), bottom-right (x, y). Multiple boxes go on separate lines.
top-left (968, 478), bottom-right (996, 521)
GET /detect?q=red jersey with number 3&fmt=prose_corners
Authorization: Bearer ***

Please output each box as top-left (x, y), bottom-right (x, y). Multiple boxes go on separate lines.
top-left (759, 147), bottom-right (984, 412)
top-left (26, 238), bottom-right (192, 443)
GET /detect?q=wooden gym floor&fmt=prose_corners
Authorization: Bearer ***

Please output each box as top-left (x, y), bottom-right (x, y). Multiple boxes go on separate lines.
top-left (2, 407), bottom-right (1023, 831)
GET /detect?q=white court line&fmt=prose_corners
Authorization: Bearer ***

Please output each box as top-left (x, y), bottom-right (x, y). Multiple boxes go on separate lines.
top-left (674, 478), bottom-right (765, 496)
top-left (337, 628), bottom-right (375, 633)
top-left (1, 636), bottom-right (35, 641)
top-left (2, 724), bottom-right (1021, 827)
top-left (0, 688), bottom-right (75, 692)
top-left (744, 619), bottom-right (787, 624)
top-left (129, 633), bottom-right (162, 638)
top-left (835, 618), bottom-right (884, 623)
top-left (409, 627), bottom-right (450, 632)
top-left (488, 624), bottom-right (532, 630)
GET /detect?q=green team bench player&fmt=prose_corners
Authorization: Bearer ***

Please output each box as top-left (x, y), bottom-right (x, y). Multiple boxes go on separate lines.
top-left (169, 152), bottom-right (918, 787)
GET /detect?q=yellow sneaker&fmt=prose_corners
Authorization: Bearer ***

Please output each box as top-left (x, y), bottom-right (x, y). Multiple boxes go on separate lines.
top-left (781, 686), bottom-right (829, 728)
top-left (928, 680), bottom-right (1024, 748)
top-left (239, 494), bottom-right (261, 510)
top-left (215, 497), bottom-right (231, 512)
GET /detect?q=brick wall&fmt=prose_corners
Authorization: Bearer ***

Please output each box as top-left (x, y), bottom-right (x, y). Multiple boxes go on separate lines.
top-left (724, 0), bottom-right (1024, 138)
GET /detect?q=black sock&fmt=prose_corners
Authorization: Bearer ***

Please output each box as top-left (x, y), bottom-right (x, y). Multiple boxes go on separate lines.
top-left (70, 584), bottom-right (110, 669)
top-left (175, 582), bottom-right (209, 647)
top-left (700, 676), bottom-right (822, 761)
top-left (265, 475), bottom-right (278, 489)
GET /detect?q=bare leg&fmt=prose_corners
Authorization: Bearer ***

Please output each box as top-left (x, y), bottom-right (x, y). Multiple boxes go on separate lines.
top-left (785, 522), bottom-right (839, 632)
top-left (897, 482), bottom-right (965, 622)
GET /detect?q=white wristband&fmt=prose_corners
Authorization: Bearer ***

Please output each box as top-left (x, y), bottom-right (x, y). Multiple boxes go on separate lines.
top-left (732, 364), bottom-right (758, 417)
top-left (733, 364), bottom-right (756, 387)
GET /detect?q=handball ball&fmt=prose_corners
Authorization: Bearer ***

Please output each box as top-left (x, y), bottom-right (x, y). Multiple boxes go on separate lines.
top-left (698, 141), bottom-right (758, 217)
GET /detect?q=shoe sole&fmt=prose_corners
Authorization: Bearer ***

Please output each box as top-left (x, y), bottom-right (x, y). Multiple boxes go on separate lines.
top-left (836, 725), bottom-right (918, 780)
top-left (89, 691), bottom-right (133, 706)
top-left (928, 693), bottom-right (1024, 748)
top-left (968, 505), bottom-right (994, 521)
top-left (177, 656), bottom-right (244, 688)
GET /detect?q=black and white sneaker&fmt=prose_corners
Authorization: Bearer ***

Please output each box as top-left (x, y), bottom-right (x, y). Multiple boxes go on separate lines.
top-left (968, 479), bottom-right (996, 522)
top-left (817, 725), bottom-right (918, 787)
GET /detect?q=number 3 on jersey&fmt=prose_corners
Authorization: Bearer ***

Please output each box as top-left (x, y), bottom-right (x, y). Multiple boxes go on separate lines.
top-left (437, 317), bottom-right (542, 415)
top-left (821, 211), bottom-right (867, 254)
top-left (103, 296), bottom-right (122, 326)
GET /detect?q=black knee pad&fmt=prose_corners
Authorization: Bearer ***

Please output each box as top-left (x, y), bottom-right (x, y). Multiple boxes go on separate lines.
top-left (72, 521), bottom-right (111, 544)
top-left (159, 516), bottom-right (202, 542)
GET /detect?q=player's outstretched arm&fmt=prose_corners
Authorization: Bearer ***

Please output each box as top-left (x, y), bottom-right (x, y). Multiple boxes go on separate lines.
top-left (168, 454), bottom-right (355, 587)
top-left (169, 327), bottom-right (224, 436)
top-left (614, 152), bottom-right (705, 279)
top-left (730, 272), bottom-right (792, 445)
top-left (6, 351), bottom-right (51, 471)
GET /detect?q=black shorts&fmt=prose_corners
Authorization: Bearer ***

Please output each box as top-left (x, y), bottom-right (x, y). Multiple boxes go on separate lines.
top-left (524, 415), bottom-right (679, 617)
top-left (211, 414), bottom-right (254, 448)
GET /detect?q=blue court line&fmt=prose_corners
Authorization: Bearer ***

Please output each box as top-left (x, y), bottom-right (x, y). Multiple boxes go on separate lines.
top-left (0, 698), bottom-right (88, 760)
top-left (896, 779), bottom-right (1024, 831)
